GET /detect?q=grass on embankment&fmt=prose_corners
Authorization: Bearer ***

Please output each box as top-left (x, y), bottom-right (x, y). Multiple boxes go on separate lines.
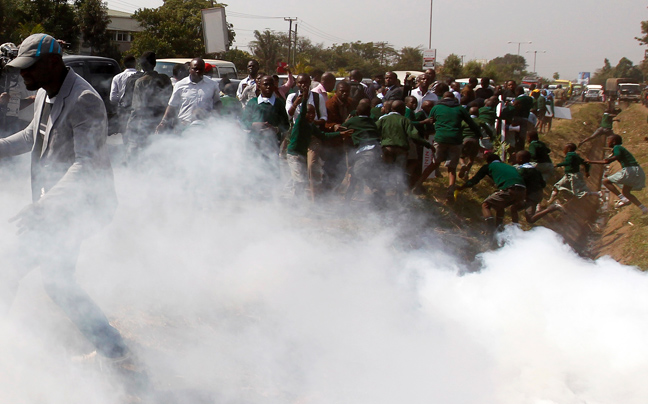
top-left (418, 102), bottom-right (608, 231)
top-left (594, 103), bottom-right (648, 269)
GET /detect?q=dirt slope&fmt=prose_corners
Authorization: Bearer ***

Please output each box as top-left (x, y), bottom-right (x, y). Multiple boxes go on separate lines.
top-left (592, 103), bottom-right (648, 269)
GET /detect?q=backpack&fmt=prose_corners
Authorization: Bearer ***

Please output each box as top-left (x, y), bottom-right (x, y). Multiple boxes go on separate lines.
top-left (119, 71), bottom-right (145, 110)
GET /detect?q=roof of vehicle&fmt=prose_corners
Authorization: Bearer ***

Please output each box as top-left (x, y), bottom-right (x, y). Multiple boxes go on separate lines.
top-left (586, 84), bottom-right (603, 89)
top-left (62, 55), bottom-right (119, 63)
top-left (156, 58), bottom-right (235, 67)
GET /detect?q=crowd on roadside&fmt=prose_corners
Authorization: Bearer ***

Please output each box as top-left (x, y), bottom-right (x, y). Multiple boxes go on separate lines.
top-left (3, 48), bottom-right (648, 232)
top-left (0, 34), bottom-right (646, 385)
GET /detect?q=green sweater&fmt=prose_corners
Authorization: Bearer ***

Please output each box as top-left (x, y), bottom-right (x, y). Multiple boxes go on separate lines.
top-left (465, 160), bottom-right (525, 190)
top-left (517, 163), bottom-right (546, 194)
top-left (537, 95), bottom-right (547, 112)
top-left (370, 106), bottom-right (383, 121)
top-left (341, 115), bottom-right (380, 146)
top-left (287, 95), bottom-right (341, 156)
top-left (377, 113), bottom-right (430, 149)
top-left (528, 140), bottom-right (552, 164)
top-left (600, 113), bottom-right (613, 129)
top-left (515, 95), bottom-right (534, 118)
top-left (242, 96), bottom-right (290, 136)
top-left (556, 151), bottom-right (589, 174)
top-left (461, 116), bottom-right (492, 140)
top-left (612, 145), bottom-right (639, 168)
top-left (478, 107), bottom-right (497, 127)
top-left (429, 100), bottom-right (482, 145)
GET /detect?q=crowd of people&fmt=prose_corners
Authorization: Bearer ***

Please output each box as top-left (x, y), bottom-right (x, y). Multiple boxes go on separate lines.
top-left (0, 33), bottom-right (646, 395)
top-left (1, 43), bottom-right (646, 232)
top-left (21, 48), bottom-right (647, 231)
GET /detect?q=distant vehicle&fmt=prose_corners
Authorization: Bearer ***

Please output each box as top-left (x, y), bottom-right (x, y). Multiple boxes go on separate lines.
top-left (605, 78), bottom-right (640, 103)
top-left (572, 84), bottom-right (583, 97)
top-left (583, 84), bottom-right (603, 102)
top-left (618, 83), bottom-right (641, 102)
top-left (551, 79), bottom-right (573, 98)
top-left (63, 55), bottom-right (121, 133)
top-left (522, 75), bottom-right (541, 87)
top-left (155, 58), bottom-right (238, 83)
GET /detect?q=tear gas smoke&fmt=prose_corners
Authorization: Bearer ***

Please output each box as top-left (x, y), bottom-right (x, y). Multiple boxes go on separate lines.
top-left (0, 118), bottom-right (647, 403)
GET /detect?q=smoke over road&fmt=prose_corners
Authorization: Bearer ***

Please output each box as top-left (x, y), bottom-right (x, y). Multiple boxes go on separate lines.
top-left (0, 119), bottom-right (646, 403)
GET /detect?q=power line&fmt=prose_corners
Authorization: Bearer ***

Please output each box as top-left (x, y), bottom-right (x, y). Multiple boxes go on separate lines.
top-left (297, 25), bottom-right (343, 44)
top-left (108, 0), bottom-right (141, 11)
top-left (228, 11), bottom-right (284, 20)
top-left (298, 19), bottom-right (351, 43)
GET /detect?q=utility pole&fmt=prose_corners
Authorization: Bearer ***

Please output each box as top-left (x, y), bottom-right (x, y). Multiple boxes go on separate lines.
top-left (284, 17), bottom-right (297, 66)
top-left (460, 55), bottom-right (466, 67)
top-left (508, 41), bottom-right (532, 57)
top-left (526, 50), bottom-right (546, 74)
top-left (293, 23), bottom-right (298, 66)
top-left (428, 0), bottom-right (433, 49)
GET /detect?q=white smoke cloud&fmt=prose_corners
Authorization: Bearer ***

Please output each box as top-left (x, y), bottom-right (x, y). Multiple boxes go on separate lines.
top-left (0, 118), bottom-right (647, 403)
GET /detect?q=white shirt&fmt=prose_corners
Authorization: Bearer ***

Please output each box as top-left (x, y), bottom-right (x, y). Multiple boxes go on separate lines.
top-left (5, 72), bottom-right (36, 121)
top-left (169, 76), bottom-right (221, 123)
top-left (109, 68), bottom-right (138, 106)
top-left (257, 94), bottom-right (276, 105)
top-left (411, 87), bottom-right (438, 112)
top-left (236, 76), bottom-right (256, 99)
top-left (285, 91), bottom-right (328, 122)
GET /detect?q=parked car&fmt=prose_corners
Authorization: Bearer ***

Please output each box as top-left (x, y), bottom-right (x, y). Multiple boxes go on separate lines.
top-left (605, 78), bottom-right (639, 102)
top-left (63, 55), bottom-right (120, 107)
top-left (155, 58), bottom-right (238, 80)
top-left (583, 84), bottom-right (603, 102)
top-left (618, 83), bottom-right (641, 102)
top-left (62, 55), bottom-right (121, 133)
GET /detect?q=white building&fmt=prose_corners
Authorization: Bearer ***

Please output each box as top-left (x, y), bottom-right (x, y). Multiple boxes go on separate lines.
top-left (106, 9), bottom-right (143, 53)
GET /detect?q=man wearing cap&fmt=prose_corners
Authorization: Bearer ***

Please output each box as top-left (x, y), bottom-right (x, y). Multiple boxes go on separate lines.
top-left (0, 34), bottom-right (130, 362)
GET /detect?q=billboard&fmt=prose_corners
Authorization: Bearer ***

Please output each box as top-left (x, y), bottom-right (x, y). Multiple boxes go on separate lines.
top-left (422, 49), bottom-right (436, 70)
top-left (577, 72), bottom-right (590, 86)
top-left (202, 7), bottom-right (228, 54)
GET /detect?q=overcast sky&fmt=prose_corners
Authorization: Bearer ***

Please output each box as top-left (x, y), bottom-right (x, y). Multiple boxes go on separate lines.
top-left (106, 0), bottom-right (647, 80)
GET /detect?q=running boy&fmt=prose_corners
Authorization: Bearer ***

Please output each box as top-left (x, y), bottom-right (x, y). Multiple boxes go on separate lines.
top-left (515, 150), bottom-right (563, 223)
top-left (587, 134), bottom-right (648, 214)
top-left (457, 153), bottom-right (527, 232)
top-left (547, 143), bottom-right (598, 204)
top-left (527, 129), bottom-right (554, 182)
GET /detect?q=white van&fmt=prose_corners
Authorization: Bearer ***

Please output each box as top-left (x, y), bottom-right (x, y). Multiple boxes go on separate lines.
top-left (155, 58), bottom-right (238, 80)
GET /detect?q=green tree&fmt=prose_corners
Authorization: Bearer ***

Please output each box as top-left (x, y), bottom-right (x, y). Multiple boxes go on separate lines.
top-left (636, 19), bottom-right (648, 46)
top-left (552, 72), bottom-right (560, 80)
top-left (250, 29), bottom-right (283, 73)
top-left (222, 48), bottom-right (253, 72)
top-left (481, 53), bottom-right (527, 83)
top-left (591, 57), bottom-right (643, 84)
top-left (462, 60), bottom-right (483, 78)
top-left (393, 46), bottom-right (423, 71)
top-left (591, 58), bottom-right (613, 84)
top-left (614, 57), bottom-right (638, 78)
top-left (75, 0), bottom-right (112, 55)
top-left (0, 0), bottom-right (21, 44)
top-left (15, 0), bottom-right (80, 48)
top-left (130, 0), bottom-right (234, 58)
top-left (441, 53), bottom-right (462, 79)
